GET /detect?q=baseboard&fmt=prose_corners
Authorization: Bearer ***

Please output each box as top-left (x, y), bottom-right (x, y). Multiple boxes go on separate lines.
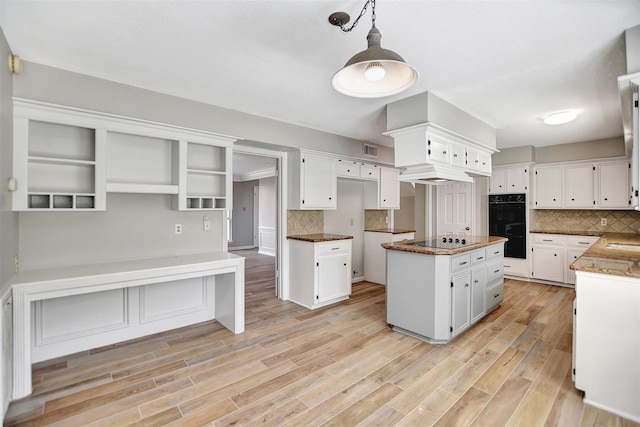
top-left (229, 245), bottom-right (257, 251)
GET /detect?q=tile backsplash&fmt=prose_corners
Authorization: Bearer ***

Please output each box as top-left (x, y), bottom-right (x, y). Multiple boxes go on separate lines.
top-left (534, 210), bottom-right (640, 234)
top-left (364, 210), bottom-right (389, 230)
top-left (287, 210), bottom-right (323, 235)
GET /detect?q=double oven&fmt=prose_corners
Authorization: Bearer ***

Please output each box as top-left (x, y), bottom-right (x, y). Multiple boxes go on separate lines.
top-left (488, 194), bottom-right (526, 259)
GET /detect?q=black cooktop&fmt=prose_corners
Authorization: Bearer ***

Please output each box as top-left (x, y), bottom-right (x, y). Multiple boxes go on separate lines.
top-left (411, 238), bottom-right (479, 249)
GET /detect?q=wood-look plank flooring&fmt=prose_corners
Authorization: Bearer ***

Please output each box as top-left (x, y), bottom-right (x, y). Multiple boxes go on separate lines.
top-left (5, 249), bottom-right (639, 426)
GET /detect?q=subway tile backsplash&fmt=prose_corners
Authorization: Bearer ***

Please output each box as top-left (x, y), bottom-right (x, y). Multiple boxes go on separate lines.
top-left (534, 209), bottom-right (640, 234)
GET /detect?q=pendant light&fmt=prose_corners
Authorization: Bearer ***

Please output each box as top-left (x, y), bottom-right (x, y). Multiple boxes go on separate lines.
top-left (329, 0), bottom-right (418, 98)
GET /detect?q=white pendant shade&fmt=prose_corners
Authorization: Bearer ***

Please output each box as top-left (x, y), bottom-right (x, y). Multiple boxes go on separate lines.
top-left (332, 26), bottom-right (419, 98)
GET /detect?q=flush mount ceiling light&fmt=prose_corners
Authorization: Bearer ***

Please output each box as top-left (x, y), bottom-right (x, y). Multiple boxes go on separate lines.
top-left (543, 111), bottom-right (577, 125)
top-left (329, 0), bottom-right (419, 98)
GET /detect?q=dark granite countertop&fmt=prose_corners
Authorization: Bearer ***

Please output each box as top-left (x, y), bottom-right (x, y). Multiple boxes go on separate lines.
top-left (381, 235), bottom-right (508, 255)
top-left (286, 233), bottom-right (353, 243)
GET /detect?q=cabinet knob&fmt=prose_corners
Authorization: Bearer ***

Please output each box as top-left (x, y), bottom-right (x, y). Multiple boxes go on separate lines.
top-left (604, 197), bottom-right (608, 201)
top-left (329, 197), bottom-right (332, 200)
top-left (571, 198), bottom-right (575, 201)
top-left (453, 154), bottom-right (458, 158)
top-left (443, 151), bottom-right (447, 154)
top-left (465, 283), bottom-right (469, 287)
top-left (554, 254), bottom-right (557, 256)
top-left (553, 198), bottom-right (556, 201)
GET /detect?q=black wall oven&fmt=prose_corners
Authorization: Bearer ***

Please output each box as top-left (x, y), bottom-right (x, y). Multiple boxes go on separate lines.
top-left (489, 194), bottom-right (526, 259)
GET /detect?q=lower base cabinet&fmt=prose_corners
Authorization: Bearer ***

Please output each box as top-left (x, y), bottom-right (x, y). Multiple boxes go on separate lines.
top-left (289, 238), bottom-right (352, 309)
top-left (531, 234), bottom-right (599, 285)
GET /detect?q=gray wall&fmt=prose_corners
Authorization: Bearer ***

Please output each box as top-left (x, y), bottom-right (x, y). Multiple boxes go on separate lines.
top-left (231, 180), bottom-right (258, 248)
top-left (19, 194), bottom-right (225, 270)
top-left (494, 137), bottom-right (625, 166)
top-left (259, 177), bottom-right (276, 231)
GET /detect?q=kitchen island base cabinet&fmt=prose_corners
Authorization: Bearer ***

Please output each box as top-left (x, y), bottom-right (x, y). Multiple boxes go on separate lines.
top-left (386, 242), bottom-right (504, 345)
top-left (289, 239), bottom-right (352, 309)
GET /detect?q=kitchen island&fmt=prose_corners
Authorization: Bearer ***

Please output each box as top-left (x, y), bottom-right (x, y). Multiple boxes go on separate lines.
top-left (383, 236), bottom-right (507, 344)
top-left (570, 233), bottom-right (640, 423)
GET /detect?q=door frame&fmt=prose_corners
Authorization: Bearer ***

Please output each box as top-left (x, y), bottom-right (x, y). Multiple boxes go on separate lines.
top-left (233, 144), bottom-right (288, 300)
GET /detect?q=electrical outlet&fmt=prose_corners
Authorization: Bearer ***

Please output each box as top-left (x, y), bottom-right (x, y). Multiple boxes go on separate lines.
top-left (350, 218), bottom-right (354, 226)
top-left (295, 220), bottom-right (301, 229)
top-left (601, 218), bottom-right (607, 226)
top-left (353, 270), bottom-right (359, 275)
top-left (203, 216), bottom-right (211, 232)
top-left (14, 256), bottom-right (19, 273)
top-left (175, 224), bottom-right (182, 234)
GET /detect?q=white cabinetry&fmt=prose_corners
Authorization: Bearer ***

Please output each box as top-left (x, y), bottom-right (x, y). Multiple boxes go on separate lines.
top-left (531, 234), bottom-right (566, 282)
top-left (12, 99), bottom-right (237, 212)
top-left (387, 124), bottom-right (497, 178)
top-left (534, 165), bottom-right (563, 208)
top-left (534, 159), bottom-right (630, 210)
top-left (363, 231), bottom-right (414, 284)
top-left (564, 164), bottom-right (594, 208)
top-left (289, 238), bottom-right (352, 309)
top-left (490, 166), bottom-right (529, 194)
top-left (364, 167), bottom-right (401, 209)
top-left (386, 242), bottom-right (504, 344)
top-left (289, 151), bottom-right (337, 210)
top-left (596, 160), bottom-right (630, 208)
top-left (531, 234), bottom-right (599, 285)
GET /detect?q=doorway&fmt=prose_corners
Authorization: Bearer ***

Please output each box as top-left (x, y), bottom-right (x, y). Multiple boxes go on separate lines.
top-left (436, 181), bottom-right (474, 236)
top-left (230, 149), bottom-right (282, 298)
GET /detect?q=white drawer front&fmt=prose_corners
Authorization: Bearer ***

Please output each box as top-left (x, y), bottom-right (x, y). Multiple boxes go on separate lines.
top-left (316, 240), bottom-right (351, 256)
top-left (451, 253), bottom-right (471, 274)
top-left (359, 164), bottom-right (379, 180)
top-left (487, 261), bottom-right (504, 283)
top-left (566, 235), bottom-right (599, 248)
top-left (487, 281), bottom-right (504, 310)
top-left (486, 244), bottom-right (504, 261)
top-left (532, 234), bottom-right (567, 245)
top-left (470, 249), bottom-right (486, 266)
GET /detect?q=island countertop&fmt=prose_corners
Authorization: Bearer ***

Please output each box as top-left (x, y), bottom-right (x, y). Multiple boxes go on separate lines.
top-left (382, 235), bottom-right (508, 255)
top-left (570, 232), bottom-right (640, 278)
top-left (286, 233), bottom-right (353, 242)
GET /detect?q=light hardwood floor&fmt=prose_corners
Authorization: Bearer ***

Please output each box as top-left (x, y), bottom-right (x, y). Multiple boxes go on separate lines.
top-left (5, 249), bottom-right (639, 426)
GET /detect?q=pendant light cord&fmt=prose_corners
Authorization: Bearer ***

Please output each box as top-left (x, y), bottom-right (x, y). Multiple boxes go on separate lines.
top-left (337, 0), bottom-right (376, 33)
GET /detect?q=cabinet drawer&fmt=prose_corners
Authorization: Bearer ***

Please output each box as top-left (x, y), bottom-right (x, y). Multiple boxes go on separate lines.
top-left (451, 253), bottom-right (471, 274)
top-left (532, 234), bottom-right (567, 245)
top-left (316, 240), bottom-right (351, 256)
top-left (486, 281), bottom-right (504, 311)
top-left (470, 249), bottom-right (486, 266)
top-left (359, 164), bottom-right (379, 180)
top-left (566, 235), bottom-right (599, 248)
top-left (487, 261), bottom-right (504, 283)
top-left (336, 160), bottom-right (359, 178)
top-left (486, 244), bottom-right (504, 261)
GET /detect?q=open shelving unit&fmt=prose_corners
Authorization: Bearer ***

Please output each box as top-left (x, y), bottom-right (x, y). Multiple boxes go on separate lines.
top-left (12, 99), bottom-right (239, 212)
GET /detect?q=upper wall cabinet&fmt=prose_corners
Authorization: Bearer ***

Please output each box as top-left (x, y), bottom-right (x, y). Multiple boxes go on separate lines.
top-left (489, 165), bottom-right (529, 194)
top-left (385, 124), bottom-right (496, 178)
top-left (533, 159), bottom-right (631, 210)
top-left (289, 151), bottom-right (337, 210)
top-left (11, 99), bottom-right (238, 211)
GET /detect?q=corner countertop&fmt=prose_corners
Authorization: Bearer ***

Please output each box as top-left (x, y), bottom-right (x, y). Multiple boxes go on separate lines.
top-left (570, 233), bottom-right (640, 278)
top-left (381, 235), bottom-right (508, 255)
top-left (364, 228), bottom-right (416, 234)
top-left (286, 233), bottom-right (354, 243)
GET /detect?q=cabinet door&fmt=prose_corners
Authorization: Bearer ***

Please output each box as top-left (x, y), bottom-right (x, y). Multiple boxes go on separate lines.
top-left (534, 166), bottom-right (562, 208)
top-left (470, 267), bottom-right (487, 323)
top-left (302, 155), bottom-right (337, 209)
top-left (565, 164), bottom-right (594, 208)
top-left (427, 137), bottom-right (450, 164)
top-left (532, 245), bottom-right (565, 282)
top-left (317, 256), bottom-right (350, 303)
top-left (479, 152), bottom-right (492, 174)
top-left (506, 167), bottom-right (528, 193)
top-left (466, 148), bottom-right (481, 171)
top-left (379, 168), bottom-right (400, 209)
top-left (597, 161), bottom-right (630, 208)
top-left (490, 169), bottom-right (507, 194)
top-left (451, 272), bottom-right (471, 337)
top-left (566, 248), bottom-right (586, 285)
top-left (450, 144), bottom-right (466, 168)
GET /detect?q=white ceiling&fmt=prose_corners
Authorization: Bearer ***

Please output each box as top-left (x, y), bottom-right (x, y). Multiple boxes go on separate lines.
top-left (1, 1), bottom-right (639, 151)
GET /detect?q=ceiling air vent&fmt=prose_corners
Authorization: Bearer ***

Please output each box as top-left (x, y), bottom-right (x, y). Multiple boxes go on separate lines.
top-left (363, 144), bottom-right (378, 158)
